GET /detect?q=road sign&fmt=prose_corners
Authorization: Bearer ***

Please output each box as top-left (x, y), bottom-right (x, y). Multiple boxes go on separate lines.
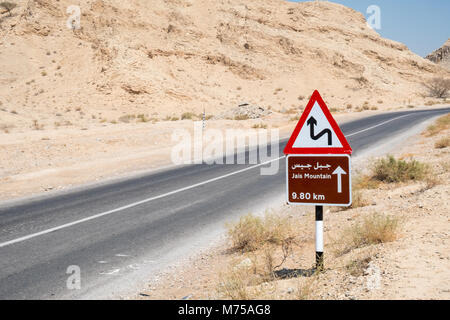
top-left (286, 154), bottom-right (351, 206)
top-left (284, 90), bottom-right (352, 155)
top-left (284, 90), bottom-right (353, 270)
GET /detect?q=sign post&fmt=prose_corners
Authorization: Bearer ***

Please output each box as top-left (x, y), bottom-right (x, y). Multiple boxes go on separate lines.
top-left (315, 205), bottom-right (324, 271)
top-left (284, 90), bottom-right (352, 271)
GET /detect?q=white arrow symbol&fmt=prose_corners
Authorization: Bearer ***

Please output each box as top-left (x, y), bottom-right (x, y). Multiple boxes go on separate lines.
top-left (332, 166), bottom-right (347, 193)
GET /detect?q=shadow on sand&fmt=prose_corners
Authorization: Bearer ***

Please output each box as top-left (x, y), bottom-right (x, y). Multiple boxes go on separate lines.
top-left (274, 267), bottom-right (318, 279)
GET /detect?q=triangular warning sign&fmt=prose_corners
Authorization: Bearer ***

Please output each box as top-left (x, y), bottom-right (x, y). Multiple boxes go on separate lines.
top-left (284, 90), bottom-right (352, 155)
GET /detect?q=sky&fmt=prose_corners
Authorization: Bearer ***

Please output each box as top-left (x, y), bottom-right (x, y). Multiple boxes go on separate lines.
top-left (288, 0), bottom-right (450, 57)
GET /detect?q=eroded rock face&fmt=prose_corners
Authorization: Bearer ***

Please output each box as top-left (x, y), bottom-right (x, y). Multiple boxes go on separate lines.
top-left (0, 0), bottom-right (449, 130)
top-left (426, 39), bottom-right (450, 70)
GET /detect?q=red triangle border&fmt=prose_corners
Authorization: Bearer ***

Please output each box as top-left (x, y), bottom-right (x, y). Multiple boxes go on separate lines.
top-left (283, 90), bottom-right (352, 155)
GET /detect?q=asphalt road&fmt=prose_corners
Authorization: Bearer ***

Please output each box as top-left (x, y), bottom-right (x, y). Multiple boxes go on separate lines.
top-left (0, 107), bottom-right (448, 299)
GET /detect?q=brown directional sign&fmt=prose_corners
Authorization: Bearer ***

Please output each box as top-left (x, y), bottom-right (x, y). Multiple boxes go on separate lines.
top-left (286, 154), bottom-right (351, 206)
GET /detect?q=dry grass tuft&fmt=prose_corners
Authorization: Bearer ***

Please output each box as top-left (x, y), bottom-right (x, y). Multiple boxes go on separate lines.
top-left (219, 212), bottom-right (301, 299)
top-left (181, 112), bottom-right (196, 120)
top-left (345, 255), bottom-right (372, 277)
top-left (424, 114), bottom-right (450, 137)
top-left (118, 114), bottom-right (136, 123)
top-left (234, 114), bottom-right (250, 121)
top-left (353, 174), bottom-right (380, 189)
top-left (296, 276), bottom-right (317, 300)
top-left (336, 213), bottom-right (399, 256)
top-left (32, 120), bottom-right (44, 130)
top-left (217, 267), bottom-right (252, 300)
top-left (435, 136), bottom-right (450, 149)
top-left (252, 123), bottom-right (268, 129)
top-left (226, 213), bottom-right (295, 253)
top-left (349, 190), bottom-right (368, 210)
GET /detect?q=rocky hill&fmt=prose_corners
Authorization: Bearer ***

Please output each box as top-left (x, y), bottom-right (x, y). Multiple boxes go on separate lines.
top-left (426, 38), bottom-right (450, 70)
top-left (0, 0), bottom-right (448, 130)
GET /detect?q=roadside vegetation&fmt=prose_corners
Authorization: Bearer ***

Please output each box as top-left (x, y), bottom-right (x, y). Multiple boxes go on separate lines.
top-left (424, 113), bottom-right (450, 137)
top-left (424, 77), bottom-right (450, 99)
top-left (335, 213), bottom-right (399, 256)
top-left (371, 156), bottom-right (430, 183)
top-left (226, 213), bottom-right (296, 253)
top-left (435, 136), bottom-right (450, 149)
top-left (218, 213), bottom-right (300, 299)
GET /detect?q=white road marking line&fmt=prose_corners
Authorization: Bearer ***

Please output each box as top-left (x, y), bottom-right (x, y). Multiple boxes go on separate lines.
top-left (100, 268), bottom-right (120, 275)
top-left (0, 111), bottom-right (435, 249)
top-left (0, 156), bottom-right (285, 249)
top-left (346, 113), bottom-right (412, 137)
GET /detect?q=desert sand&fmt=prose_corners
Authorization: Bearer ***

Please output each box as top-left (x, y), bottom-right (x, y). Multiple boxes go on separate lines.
top-left (1, 0), bottom-right (449, 200)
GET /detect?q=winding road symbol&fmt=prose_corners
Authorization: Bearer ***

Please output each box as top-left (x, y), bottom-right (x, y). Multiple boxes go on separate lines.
top-left (307, 116), bottom-right (332, 145)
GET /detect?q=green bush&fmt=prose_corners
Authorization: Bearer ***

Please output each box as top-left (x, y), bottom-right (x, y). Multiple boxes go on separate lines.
top-left (372, 156), bottom-right (429, 183)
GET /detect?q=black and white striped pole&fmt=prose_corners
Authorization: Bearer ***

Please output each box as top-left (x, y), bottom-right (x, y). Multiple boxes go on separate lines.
top-left (315, 205), bottom-right (324, 271)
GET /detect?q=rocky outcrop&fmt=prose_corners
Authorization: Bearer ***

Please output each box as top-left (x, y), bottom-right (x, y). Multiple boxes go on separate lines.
top-left (426, 39), bottom-right (450, 70)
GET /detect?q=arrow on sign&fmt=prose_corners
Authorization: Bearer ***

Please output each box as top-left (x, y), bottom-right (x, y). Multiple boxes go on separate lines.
top-left (307, 116), bottom-right (332, 146)
top-left (332, 166), bottom-right (347, 193)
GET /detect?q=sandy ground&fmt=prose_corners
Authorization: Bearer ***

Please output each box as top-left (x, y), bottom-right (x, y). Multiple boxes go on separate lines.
top-left (133, 115), bottom-right (449, 300)
top-left (0, 109), bottom-right (378, 201)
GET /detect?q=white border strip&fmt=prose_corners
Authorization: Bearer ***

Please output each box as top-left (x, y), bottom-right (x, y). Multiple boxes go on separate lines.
top-left (346, 113), bottom-right (412, 137)
top-left (315, 220), bottom-right (324, 252)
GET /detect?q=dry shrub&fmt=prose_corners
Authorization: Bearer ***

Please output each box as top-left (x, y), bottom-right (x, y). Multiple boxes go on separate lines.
top-left (349, 190), bottom-right (368, 210)
top-left (218, 267), bottom-right (252, 300)
top-left (137, 114), bottom-right (150, 122)
top-left (441, 160), bottom-right (450, 172)
top-left (234, 114), bottom-right (250, 120)
top-left (181, 112), bottom-right (195, 120)
top-left (218, 240), bottom-right (297, 299)
top-left (32, 120), bottom-right (44, 130)
top-left (218, 249), bottom-right (277, 299)
top-left (226, 213), bottom-right (295, 252)
top-left (220, 213), bottom-right (299, 298)
top-left (337, 213), bottom-right (399, 255)
top-left (372, 156), bottom-right (430, 183)
top-left (345, 255), bottom-right (372, 276)
top-left (424, 100), bottom-right (440, 106)
top-left (252, 123), bottom-right (268, 129)
top-left (296, 276), bottom-right (317, 300)
top-left (353, 174), bottom-right (380, 190)
top-left (118, 114), bottom-right (136, 123)
top-left (424, 114), bottom-right (450, 137)
top-left (424, 77), bottom-right (450, 99)
top-left (435, 136), bottom-right (450, 149)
